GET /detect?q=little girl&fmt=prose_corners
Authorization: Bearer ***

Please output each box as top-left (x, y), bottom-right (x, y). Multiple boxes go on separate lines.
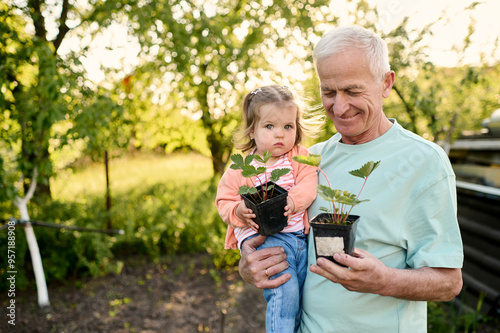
top-left (216, 85), bottom-right (320, 332)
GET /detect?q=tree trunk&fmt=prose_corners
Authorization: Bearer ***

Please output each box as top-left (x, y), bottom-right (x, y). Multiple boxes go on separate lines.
top-left (197, 79), bottom-right (232, 176)
top-left (14, 169), bottom-right (50, 307)
top-left (22, 135), bottom-right (52, 199)
top-left (207, 130), bottom-right (231, 176)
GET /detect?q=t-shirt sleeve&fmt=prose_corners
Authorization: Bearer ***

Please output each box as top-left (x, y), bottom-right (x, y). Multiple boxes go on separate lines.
top-left (404, 175), bottom-right (464, 269)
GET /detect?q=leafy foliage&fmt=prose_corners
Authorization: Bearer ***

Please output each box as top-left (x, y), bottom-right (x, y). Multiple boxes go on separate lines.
top-left (349, 161), bottom-right (381, 179)
top-left (291, 154), bottom-right (322, 167)
top-left (124, 0), bottom-right (333, 175)
top-left (0, 153), bottom-right (238, 292)
top-left (230, 151), bottom-right (290, 203)
top-left (293, 154), bottom-right (380, 225)
top-left (0, 0), bottom-right (138, 200)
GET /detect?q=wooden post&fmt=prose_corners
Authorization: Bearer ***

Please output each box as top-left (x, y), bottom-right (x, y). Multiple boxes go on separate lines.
top-left (105, 151), bottom-right (112, 230)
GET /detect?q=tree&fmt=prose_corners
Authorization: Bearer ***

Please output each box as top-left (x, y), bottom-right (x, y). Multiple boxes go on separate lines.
top-left (382, 2), bottom-right (498, 146)
top-left (124, 0), bottom-right (333, 175)
top-left (0, 0), bottom-right (138, 201)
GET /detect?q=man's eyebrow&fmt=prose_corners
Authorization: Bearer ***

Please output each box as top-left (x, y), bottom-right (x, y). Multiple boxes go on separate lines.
top-left (321, 84), bottom-right (362, 92)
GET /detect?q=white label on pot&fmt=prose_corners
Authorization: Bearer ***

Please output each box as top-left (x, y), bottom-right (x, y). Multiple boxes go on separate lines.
top-left (316, 237), bottom-right (344, 256)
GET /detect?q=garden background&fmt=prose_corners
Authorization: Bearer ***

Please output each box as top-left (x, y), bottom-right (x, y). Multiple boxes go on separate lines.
top-left (1, 0), bottom-right (500, 331)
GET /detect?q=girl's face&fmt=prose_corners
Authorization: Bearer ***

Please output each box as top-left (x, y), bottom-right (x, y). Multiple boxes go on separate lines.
top-left (250, 102), bottom-right (298, 160)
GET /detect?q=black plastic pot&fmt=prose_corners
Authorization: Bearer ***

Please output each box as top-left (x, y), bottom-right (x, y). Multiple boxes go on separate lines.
top-left (310, 214), bottom-right (360, 266)
top-left (242, 182), bottom-right (288, 236)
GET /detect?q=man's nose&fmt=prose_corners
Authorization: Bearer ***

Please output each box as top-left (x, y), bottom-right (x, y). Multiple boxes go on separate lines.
top-left (333, 93), bottom-right (349, 115)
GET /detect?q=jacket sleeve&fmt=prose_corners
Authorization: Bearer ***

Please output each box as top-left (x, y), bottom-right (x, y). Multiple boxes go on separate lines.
top-left (216, 167), bottom-right (251, 250)
top-left (215, 168), bottom-right (248, 229)
top-left (288, 145), bottom-right (318, 213)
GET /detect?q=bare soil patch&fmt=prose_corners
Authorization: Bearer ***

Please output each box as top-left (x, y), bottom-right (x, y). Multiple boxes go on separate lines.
top-left (2, 253), bottom-right (266, 332)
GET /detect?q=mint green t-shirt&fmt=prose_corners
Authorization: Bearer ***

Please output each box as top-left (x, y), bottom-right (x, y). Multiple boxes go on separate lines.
top-left (299, 120), bottom-right (463, 333)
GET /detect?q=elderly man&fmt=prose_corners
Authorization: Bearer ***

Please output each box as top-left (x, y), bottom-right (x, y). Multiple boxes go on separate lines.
top-left (238, 25), bottom-right (463, 332)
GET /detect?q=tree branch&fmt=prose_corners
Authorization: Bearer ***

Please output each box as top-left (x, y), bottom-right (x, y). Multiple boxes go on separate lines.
top-left (29, 0), bottom-right (47, 40)
top-left (14, 167), bottom-right (38, 207)
top-left (392, 84), bottom-right (418, 133)
top-left (53, 0), bottom-right (71, 52)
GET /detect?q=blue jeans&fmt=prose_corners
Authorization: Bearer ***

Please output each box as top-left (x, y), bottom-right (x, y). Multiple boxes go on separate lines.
top-left (245, 231), bottom-right (308, 333)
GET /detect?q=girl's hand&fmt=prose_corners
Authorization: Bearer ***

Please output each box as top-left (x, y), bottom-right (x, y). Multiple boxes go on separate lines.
top-left (236, 201), bottom-right (259, 232)
top-left (284, 197), bottom-right (295, 217)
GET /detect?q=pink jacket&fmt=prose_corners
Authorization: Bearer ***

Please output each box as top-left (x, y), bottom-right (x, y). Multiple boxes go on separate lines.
top-left (216, 145), bottom-right (318, 250)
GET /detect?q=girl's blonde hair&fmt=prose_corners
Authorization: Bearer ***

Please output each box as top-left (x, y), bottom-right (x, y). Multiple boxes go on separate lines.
top-left (234, 85), bottom-right (324, 153)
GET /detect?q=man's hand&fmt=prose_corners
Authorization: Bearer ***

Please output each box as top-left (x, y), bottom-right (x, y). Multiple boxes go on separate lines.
top-left (238, 235), bottom-right (291, 289)
top-left (309, 248), bottom-right (389, 294)
top-left (309, 248), bottom-right (463, 301)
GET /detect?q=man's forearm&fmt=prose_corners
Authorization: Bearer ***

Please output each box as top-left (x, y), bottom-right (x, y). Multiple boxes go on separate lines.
top-left (379, 267), bottom-right (462, 302)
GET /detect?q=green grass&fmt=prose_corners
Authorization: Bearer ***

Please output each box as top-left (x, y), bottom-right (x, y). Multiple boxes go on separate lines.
top-left (51, 152), bottom-right (214, 201)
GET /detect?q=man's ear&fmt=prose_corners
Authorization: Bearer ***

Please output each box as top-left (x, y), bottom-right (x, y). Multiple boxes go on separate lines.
top-left (382, 71), bottom-right (395, 98)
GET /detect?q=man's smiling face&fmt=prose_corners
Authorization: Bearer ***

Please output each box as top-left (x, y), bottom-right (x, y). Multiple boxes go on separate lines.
top-left (317, 47), bottom-right (393, 145)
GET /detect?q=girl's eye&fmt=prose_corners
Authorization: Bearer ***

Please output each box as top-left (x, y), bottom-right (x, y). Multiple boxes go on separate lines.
top-left (265, 124), bottom-right (273, 129)
top-left (285, 125), bottom-right (292, 130)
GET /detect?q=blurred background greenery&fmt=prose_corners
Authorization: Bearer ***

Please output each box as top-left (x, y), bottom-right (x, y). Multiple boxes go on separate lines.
top-left (1, 0), bottom-right (500, 331)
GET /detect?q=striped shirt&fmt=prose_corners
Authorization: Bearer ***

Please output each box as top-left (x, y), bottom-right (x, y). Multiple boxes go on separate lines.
top-left (234, 153), bottom-right (306, 250)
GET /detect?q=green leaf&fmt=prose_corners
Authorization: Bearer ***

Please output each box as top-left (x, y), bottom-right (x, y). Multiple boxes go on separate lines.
top-left (244, 154), bottom-right (255, 165)
top-left (292, 154), bottom-right (321, 167)
top-left (240, 165), bottom-right (259, 177)
top-left (238, 185), bottom-right (252, 195)
top-left (270, 168), bottom-right (290, 182)
top-left (254, 150), bottom-right (273, 164)
top-left (230, 154), bottom-right (244, 168)
top-left (256, 166), bottom-right (267, 174)
top-left (263, 150), bottom-right (273, 162)
top-left (337, 196), bottom-right (368, 206)
top-left (349, 161), bottom-right (381, 179)
top-left (316, 185), bottom-right (340, 200)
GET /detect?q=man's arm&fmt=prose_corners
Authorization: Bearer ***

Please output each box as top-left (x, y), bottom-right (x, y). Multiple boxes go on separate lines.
top-left (238, 235), bottom-right (291, 289)
top-left (310, 248), bottom-right (462, 302)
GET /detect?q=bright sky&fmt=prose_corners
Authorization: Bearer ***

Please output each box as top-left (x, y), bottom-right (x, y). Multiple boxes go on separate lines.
top-left (67, 0), bottom-right (500, 83)
top-left (360, 0), bottom-right (500, 66)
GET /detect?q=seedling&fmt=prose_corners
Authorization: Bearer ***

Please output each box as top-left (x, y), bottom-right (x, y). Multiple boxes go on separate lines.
top-left (230, 150), bottom-right (290, 204)
top-left (293, 154), bottom-right (380, 225)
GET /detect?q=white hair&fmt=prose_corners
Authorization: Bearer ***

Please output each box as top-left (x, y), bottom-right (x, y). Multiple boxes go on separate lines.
top-left (314, 25), bottom-right (391, 82)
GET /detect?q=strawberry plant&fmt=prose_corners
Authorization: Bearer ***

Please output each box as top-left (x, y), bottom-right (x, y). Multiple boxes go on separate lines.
top-left (230, 150), bottom-right (290, 204)
top-left (293, 154), bottom-right (380, 225)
